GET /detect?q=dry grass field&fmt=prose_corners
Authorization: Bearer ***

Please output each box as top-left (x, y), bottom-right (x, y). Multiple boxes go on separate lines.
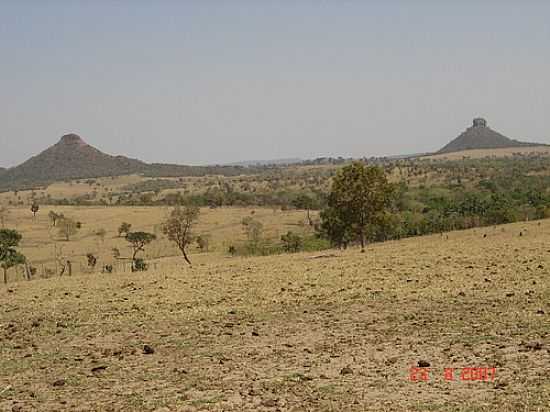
top-left (422, 146), bottom-right (550, 161)
top-left (1, 216), bottom-right (549, 411)
top-left (0, 206), bottom-right (315, 280)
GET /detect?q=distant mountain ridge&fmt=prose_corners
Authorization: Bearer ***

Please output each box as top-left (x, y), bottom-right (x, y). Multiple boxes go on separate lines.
top-left (0, 134), bottom-right (260, 192)
top-left (226, 158), bottom-right (303, 167)
top-left (438, 118), bottom-right (544, 154)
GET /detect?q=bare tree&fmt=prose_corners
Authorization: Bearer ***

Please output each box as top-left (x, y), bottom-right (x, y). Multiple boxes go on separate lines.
top-left (162, 206), bottom-right (200, 265)
top-left (0, 206), bottom-right (9, 228)
top-left (48, 211), bottom-right (63, 227)
top-left (57, 217), bottom-right (79, 241)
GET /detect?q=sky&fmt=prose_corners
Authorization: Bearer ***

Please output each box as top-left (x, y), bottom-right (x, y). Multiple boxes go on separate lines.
top-left (1, 1), bottom-right (550, 167)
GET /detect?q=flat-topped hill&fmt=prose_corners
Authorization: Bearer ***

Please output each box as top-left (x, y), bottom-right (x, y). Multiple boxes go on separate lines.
top-left (437, 118), bottom-right (545, 154)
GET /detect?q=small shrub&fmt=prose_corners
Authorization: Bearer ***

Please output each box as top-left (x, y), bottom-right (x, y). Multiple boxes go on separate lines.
top-left (133, 258), bottom-right (148, 272)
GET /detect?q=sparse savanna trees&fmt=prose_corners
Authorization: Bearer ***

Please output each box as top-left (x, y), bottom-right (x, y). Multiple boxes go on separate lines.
top-left (0, 229), bottom-right (26, 284)
top-left (321, 162), bottom-right (394, 252)
top-left (162, 205), bottom-right (200, 265)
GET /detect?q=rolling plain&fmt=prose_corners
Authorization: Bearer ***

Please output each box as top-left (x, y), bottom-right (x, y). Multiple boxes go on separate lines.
top-left (1, 212), bottom-right (549, 411)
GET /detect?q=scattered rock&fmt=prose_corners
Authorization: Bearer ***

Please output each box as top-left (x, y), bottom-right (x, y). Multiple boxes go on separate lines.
top-left (525, 341), bottom-right (543, 351)
top-left (251, 330), bottom-right (259, 337)
top-left (536, 309), bottom-right (545, 315)
top-left (261, 399), bottom-right (278, 407)
top-left (52, 379), bottom-right (66, 387)
top-left (91, 365), bottom-right (108, 373)
top-left (340, 367), bottom-right (353, 375)
top-left (494, 381), bottom-right (508, 390)
top-left (143, 345), bottom-right (155, 355)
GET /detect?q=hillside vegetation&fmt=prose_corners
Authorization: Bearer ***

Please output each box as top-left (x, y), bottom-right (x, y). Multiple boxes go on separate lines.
top-left (0, 134), bottom-right (263, 192)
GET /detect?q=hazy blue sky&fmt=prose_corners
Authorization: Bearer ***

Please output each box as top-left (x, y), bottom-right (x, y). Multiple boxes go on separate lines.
top-left (1, 1), bottom-right (550, 167)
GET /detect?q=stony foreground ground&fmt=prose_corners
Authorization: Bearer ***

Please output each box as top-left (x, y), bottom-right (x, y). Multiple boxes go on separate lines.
top-left (1, 220), bottom-right (549, 411)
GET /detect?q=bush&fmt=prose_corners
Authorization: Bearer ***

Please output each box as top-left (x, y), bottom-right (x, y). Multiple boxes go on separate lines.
top-left (281, 231), bottom-right (303, 253)
top-left (133, 258), bottom-right (148, 272)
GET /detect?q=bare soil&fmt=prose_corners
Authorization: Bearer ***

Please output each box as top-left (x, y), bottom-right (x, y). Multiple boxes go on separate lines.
top-left (1, 220), bottom-right (549, 411)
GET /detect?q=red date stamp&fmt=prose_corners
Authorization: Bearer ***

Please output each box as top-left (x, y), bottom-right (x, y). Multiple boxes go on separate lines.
top-left (409, 367), bottom-right (496, 382)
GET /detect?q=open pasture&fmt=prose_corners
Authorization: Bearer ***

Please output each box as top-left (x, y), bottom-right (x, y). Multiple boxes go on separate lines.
top-left (1, 218), bottom-right (549, 411)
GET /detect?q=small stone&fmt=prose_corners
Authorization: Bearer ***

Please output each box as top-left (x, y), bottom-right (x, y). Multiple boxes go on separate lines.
top-left (418, 360), bottom-right (430, 367)
top-left (525, 341), bottom-right (543, 351)
top-left (261, 399), bottom-right (278, 407)
top-left (251, 330), bottom-right (259, 337)
top-left (91, 365), bottom-right (108, 373)
top-left (52, 379), bottom-right (66, 387)
top-left (340, 367), bottom-right (353, 375)
top-left (143, 345), bottom-right (155, 355)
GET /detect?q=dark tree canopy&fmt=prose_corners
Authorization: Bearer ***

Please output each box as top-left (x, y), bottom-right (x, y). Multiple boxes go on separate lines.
top-left (126, 231), bottom-right (156, 271)
top-left (321, 162), bottom-right (394, 252)
top-left (0, 229), bottom-right (26, 283)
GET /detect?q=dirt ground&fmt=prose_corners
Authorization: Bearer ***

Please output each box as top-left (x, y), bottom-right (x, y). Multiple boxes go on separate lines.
top-left (1, 219), bottom-right (549, 411)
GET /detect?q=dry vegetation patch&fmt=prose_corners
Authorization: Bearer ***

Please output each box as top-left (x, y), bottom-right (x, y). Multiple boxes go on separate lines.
top-left (1, 220), bottom-right (549, 411)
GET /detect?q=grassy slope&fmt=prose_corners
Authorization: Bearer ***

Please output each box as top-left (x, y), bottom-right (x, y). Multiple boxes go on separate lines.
top-left (1, 219), bottom-right (549, 411)
top-left (422, 146), bottom-right (550, 161)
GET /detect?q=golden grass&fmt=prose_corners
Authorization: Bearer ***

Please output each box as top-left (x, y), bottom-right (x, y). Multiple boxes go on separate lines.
top-left (423, 146), bottom-right (550, 161)
top-left (1, 206), bottom-right (315, 280)
top-left (1, 217), bottom-right (549, 411)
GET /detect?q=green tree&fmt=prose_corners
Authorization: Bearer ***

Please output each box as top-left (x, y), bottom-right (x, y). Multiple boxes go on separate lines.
top-left (0, 229), bottom-right (26, 284)
top-left (321, 162), bottom-right (394, 252)
top-left (281, 231), bottom-right (303, 253)
top-left (126, 232), bottom-right (156, 271)
top-left (30, 202), bottom-right (39, 218)
top-left (162, 206), bottom-right (200, 265)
